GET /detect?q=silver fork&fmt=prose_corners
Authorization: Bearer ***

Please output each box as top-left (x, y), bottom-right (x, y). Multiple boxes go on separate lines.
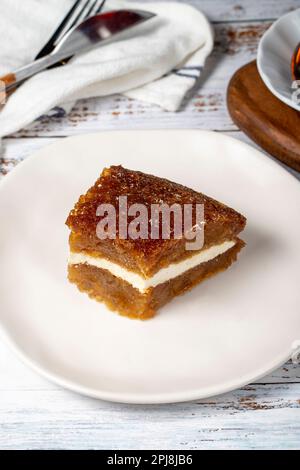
top-left (35, 0), bottom-right (106, 59)
top-left (0, 0), bottom-right (107, 98)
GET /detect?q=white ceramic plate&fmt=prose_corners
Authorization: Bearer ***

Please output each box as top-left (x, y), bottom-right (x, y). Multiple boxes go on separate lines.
top-left (0, 130), bottom-right (300, 404)
top-left (257, 8), bottom-right (300, 111)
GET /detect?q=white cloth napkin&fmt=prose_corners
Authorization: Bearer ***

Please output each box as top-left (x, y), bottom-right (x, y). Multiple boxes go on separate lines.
top-left (0, 0), bottom-right (213, 138)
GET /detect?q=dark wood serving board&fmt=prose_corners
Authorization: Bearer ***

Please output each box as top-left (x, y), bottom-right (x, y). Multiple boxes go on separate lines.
top-left (227, 60), bottom-right (300, 172)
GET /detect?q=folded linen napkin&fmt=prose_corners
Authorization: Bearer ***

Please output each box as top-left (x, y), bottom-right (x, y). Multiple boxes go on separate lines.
top-left (0, 0), bottom-right (213, 138)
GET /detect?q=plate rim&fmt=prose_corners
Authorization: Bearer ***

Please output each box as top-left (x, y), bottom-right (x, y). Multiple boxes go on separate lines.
top-left (0, 129), bottom-right (298, 404)
top-left (257, 8), bottom-right (300, 112)
top-left (0, 324), bottom-right (292, 404)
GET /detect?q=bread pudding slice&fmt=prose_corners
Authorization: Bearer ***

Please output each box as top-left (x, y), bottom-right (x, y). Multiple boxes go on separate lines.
top-left (66, 165), bottom-right (246, 319)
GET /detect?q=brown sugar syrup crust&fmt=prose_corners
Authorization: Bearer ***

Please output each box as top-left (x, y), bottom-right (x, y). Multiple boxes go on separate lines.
top-left (66, 166), bottom-right (246, 277)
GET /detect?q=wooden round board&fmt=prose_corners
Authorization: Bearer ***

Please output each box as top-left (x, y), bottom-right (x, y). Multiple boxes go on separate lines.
top-left (227, 60), bottom-right (300, 172)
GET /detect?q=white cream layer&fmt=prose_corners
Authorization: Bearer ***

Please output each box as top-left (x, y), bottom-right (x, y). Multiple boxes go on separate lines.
top-left (68, 240), bottom-right (235, 293)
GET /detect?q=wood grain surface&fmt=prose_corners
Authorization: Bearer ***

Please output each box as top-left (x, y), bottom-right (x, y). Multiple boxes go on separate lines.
top-left (227, 60), bottom-right (300, 172)
top-left (0, 0), bottom-right (299, 450)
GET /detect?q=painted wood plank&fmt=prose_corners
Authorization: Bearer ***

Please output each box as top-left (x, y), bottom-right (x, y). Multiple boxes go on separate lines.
top-left (0, 137), bottom-right (56, 177)
top-left (6, 20), bottom-right (271, 138)
top-left (0, 385), bottom-right (299, 449)
top-left (140, 0), bottom-right (299, 22)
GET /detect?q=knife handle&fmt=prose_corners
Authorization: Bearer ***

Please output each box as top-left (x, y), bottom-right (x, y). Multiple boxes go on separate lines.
top-left (0, 54), bottom-right (58, 100)
top-left (0, 52), bottom-right (67, 106)
top-left (0, 73), bottom-right (16, 88)
top-left (0, 73), bottom-right (17, 103)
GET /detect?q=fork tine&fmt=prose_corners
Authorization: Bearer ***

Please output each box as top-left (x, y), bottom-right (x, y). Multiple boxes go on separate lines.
top-left (54, 0), bottom-right (108, 46)
top-left (81, 0), bottom-right (107, 20)
top-left (35, 0), bottom-right (84, 59)
top-left (54, 0), bottom-right (92, 45)
top-left (91, 0), bottom-right (107, 15)
top-left (84, 0), bottom-right (99, 18)
top-left (68, 0), bottom-right (106, 29)
top-left (35, 0), bottom-right (107, 60)
top-left (72, 0), bottom-right (97, 25)
top-left (97, 0), bottom-right (107, 14)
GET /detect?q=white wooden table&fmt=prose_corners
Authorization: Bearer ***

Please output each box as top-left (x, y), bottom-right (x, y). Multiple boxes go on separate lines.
top-left (1, 0), bottom-right (300, 450)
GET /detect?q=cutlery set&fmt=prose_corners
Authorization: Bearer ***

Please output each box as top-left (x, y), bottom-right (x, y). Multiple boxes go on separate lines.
top-left (0, 0), bottom-right (155, 98)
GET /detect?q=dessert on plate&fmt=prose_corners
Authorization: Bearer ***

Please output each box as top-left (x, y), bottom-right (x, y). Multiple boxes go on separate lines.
top-left (66, 165), bottom-right (246, 319)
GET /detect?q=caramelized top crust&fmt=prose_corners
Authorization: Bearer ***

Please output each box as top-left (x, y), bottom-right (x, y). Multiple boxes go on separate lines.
top-left (66, 166), bottom-right (246, 275)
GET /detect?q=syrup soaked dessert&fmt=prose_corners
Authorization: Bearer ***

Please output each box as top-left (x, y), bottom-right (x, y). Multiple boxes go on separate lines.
top-left (66, 166), bottom-right (246, 319)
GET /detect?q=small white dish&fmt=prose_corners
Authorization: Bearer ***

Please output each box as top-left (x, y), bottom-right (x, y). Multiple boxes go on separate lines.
top-left (257, 8), bottom-right (300, 111)
top-left (0, 130), bottom-right (300, 404)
